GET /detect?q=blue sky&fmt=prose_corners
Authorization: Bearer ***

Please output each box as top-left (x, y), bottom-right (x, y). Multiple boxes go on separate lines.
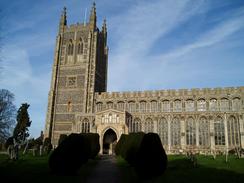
top-left (0, 0), bottom-right (244, 138)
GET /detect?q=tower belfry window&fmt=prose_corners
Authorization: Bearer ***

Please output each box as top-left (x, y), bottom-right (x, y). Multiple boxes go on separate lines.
top-left (67, 40), bottom-right (74, 55)
top-left (77, 39), bottom-right (83, 54)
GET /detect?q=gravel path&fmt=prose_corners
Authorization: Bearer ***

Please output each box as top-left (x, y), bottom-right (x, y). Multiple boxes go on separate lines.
top-left (86, 155), bottom-right (121, 183)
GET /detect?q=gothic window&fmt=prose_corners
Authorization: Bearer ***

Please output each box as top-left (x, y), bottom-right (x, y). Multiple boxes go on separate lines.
top-left (170, 117), bottom-right (181, 147)
top-left (162, 100), bottom-right (170, 112)
top-left (150, 101), bottom-right (158, 112)
top-left (197, 99), bottom-right (206, 111)
top-left (214, 116), bottom-right (225, 145)
top-left (140, 101), bottom-right (146, 112)
top-left (144, 118), bottom-right (154, 133)
top-left (199, 117), bottom-right (209, 147)
top-left (158, 118), bottom-right (168, 146)
top-left (232, 98), bottom-right (241, 111)
top-left (77, 39), bottom-right (83, 54)
top-left (67, 40), bottom-right (74, 55)
top-left (128, 101), bottom-right (136, 113)
top-left (67, 76), bottom-right (76, 87)
top-left (131, 118), bottom-right (141, 133)
top-left (108, 113), bottom-right (112, 123)
top-left (185, 117), bottom-right (196, 145)
top-left (210, 98), bottom-right (218, 111)
top-left (117, 101), bottom-right (125, 111)
top-left (96, 102), bottom-right (103, 112)
top-left (101, 115), bottom-right (105, 123)
top-left (173, 100), bottom-right (182, 112)
top-left (107, 102), bottom-right (113, 109)
top-left (185, 99), bottom-right (194, 112)
top-left (81, 119), bottom-right (90, 133)
top-left (227, 116), bottom-right (240, 147)
top-left (67, 101), bottom-right (72, 112)
top-left (220, 98), bottom-right (229, 111)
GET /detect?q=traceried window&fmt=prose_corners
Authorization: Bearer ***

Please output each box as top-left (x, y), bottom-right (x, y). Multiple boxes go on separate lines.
top-left (140, 101), bottom-right (146, 112)
top-left (170, 117), bottom-right (181, 147)
top-left (197, 99), bottom-right (206, 111)
top-left (158, 118), bottom-right (168, 146)
top-left (130, 118), bottom-right (141, 133)
top-left (162, 100), bottom-right (170, 112)
top-left (185, 99), bottom-right (194, 112)
top-left (96, 102), bottom-right (103, 112)
top-left (227, 116), bottom-right (240, 147)
top-left (199, 117), bottom-right (209, 147)
top-left (128, 101), bottom-right (136, 113)
top-left (185, 117), bottom-right (196, 145)
top-left (117, 101), bottom-right (125, 111)
top-left (220, 98), bottom-right (229, 111)
top-left (67, 40), bottom-right (74, 55)
top-left (107, 102), bottom-right (113, 109)
top-left (214, 116), bottom-right (225, 145)
top-left (150, 101), bottom-right (158, 112)
top-left (77, 39), bottom-right (83, 54)
top-left (232, 98), bottom-right (241, 111)
top-left (144, 118), bottom-right (154, 133)
top-left (81, 119), bottom-right (90, 133)
top-left (173, 100), bottom-right (182, 112)
top-left (210, 98), bottom-right (218, 111)
top-left (67, 76), bottom-right (76, 87)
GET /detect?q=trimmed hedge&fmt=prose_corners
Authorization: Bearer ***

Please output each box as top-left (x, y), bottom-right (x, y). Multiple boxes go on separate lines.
top-left (116, 132), bottom-right (167, 179)
top-left (58, 134), bottom-right (68, 145)
top-left (49, 133), bottom-right (100, 175)
top-left (135, 133), bottom-right (167, 178)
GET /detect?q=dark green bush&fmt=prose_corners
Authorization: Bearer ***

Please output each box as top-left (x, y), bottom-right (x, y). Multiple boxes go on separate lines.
top-left (81, 133), bottom-right (100, 159)
top-left (4, 137), bottom-right (14, 149)
top-left (115, 134), bottom-right (128, 157)
top-left (49, 133), bottom-right (88, 175)
top-left (58, 134), bottom-right (68, 145)
top-left (135, 133), bottom-right (167, 179)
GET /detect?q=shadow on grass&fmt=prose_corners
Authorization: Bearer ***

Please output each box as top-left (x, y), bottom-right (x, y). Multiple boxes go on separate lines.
top-left (117, 156), bottom-right (244, 183)
top-left (0, 154), bottom-right (98, 183)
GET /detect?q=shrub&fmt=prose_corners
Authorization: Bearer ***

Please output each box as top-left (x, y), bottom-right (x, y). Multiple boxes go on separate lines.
top-left (81, 133), bottom-right (100, 159)
top-left (115, 134), bottom-right (129, 157)
top-left (4, 137), bottom-right (14, 149)
top-left (49, 133), bottom-right (88, 175)
top-left (135, 133), bottom-right (167, 179)
top-left (58, 134), bottom-right (68, 145)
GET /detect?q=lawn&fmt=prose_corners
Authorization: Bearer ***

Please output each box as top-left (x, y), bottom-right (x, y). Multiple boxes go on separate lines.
top-left (117, 155), bottom-right (244, 183)
top-left (0, 152), bottom-right (98, 183)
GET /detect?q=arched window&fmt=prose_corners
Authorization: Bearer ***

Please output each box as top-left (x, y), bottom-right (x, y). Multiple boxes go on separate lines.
top-left (131, 118), bottom-right (141, 133)
top-left (151, 101), bottom-right (158, 112)
top-left (199, 117), bottom-right (209, 147)
top-left (144, 118), bottom-right (154, 133)
top-left (227, 116), bottom-right (240, 147)
top-left (107, 102), bottom-right (113, 109)
top-left (186, 117), bottom-right (196, 145)
top-left (197, 99), bottom-right (206, 111)
top-left (77, 39), bottom-right (83, 54)
top-left (210, 98), bottom-right (218, 111)
top-left (162, 100), bottom-right (170, 112)
top-left (128, 101), bottom-right (136, 112)
top-left (140, 101), bottom-right (146, 112)
top-left (81, 119), bottom-right (90, 133)
top-left (220, 98), bottom-right (229, 111)
top-left (67, 101), bottom-right (72, 112)
top-left (170, 117), bottom-right (181, 147)
top-left (67, 40), bottom-right (74, 55)
top-left (173, 100), bottom-right (182, 112)
top-left (158, 118), bottom-right (168, 146)
top-left (185, 99), bottom-right (194, 112)
top-left (214, 116), bottom-right (225, 145)
top-left (117, 101), bottom-right (124, 111)
top-left (232, 98), bottom-right (241, 111)
top-left (96, 102), bottom-right (103, 112)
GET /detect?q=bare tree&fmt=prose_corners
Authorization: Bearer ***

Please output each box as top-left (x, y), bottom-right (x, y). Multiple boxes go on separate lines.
top-left (0, 89), bottom-right (16, 143)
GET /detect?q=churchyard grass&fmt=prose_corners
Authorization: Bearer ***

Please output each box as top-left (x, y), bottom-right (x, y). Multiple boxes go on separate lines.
top-left (117, 154), bottom-right (244, 183)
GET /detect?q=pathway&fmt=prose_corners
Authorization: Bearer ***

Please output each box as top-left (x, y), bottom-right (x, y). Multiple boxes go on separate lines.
top-left (86, 155), bottom-right (121, 183)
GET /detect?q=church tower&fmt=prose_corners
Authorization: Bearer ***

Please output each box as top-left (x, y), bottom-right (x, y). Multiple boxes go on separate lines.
top-left (44, 3), bottom-right (108, 145)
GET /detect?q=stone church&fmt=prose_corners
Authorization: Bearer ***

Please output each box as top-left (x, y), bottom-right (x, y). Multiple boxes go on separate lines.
top-left (44, 3), bottom-right (244, 154)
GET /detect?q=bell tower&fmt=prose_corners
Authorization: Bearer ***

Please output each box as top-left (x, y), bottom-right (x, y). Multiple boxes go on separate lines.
top-left (44, 3), bottom-right (108, 145)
